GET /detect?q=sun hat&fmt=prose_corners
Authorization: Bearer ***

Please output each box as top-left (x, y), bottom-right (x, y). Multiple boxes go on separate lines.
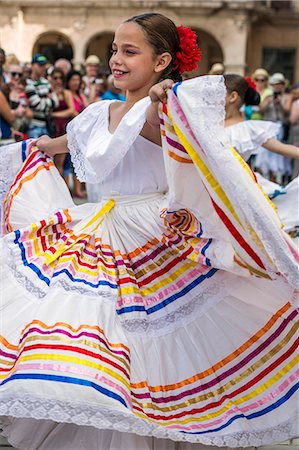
top-left (252, 68), bottom-right (269, 80)
top-left (269, 72), bottom-right (286, 85)
top-left (84, 55), bottom-right (100, 66)
top-left (209, 62), bottom-right (224, 75)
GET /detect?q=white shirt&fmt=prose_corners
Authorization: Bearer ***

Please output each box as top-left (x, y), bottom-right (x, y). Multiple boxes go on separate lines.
top-left (67, 98), bottom-right (168, 196)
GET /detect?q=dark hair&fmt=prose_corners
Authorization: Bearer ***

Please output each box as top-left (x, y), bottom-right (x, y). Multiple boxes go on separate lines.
top-left (224, 74), bottom-right (260, 106)
top-left (66, 70), bottom-right (83, 94)
top-left (51, 67), bottom-right (65, 85)
top-left (125, 13), bottom-right (181, 82)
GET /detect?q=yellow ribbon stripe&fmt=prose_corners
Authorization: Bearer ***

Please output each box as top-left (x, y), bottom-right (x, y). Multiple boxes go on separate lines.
top-left (44, 199), bottom-right (115, 265)
top-left (170, 115), bottom-right (243, 229)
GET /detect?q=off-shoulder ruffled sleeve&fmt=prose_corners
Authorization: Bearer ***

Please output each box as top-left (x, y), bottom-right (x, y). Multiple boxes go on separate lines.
top-left (66, 97), bottom-right (151, 184)
top-left (225, 120), bottom-right (281, 161)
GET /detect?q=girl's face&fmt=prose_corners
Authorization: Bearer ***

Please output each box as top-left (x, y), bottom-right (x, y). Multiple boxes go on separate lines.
top-left (254, 76), bottom-right (268, 92)
top-left (69, 75), bottom-right (81, 92)
top-left (9, 65), bottom-right (22, 87)
top-left (52, 71), bottom-right (64, 88)
top-left (110, 22), bottom-right (170, 95)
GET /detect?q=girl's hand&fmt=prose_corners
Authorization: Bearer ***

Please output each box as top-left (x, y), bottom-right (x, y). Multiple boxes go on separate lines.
top-left (149, 79), bottom-right (174, 105)
top-left (36, 135), bottom-right (55, 157)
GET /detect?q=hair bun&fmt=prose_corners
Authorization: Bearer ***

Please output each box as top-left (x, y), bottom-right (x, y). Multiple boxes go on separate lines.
top-left (244, 87), bottom-right (260, 106)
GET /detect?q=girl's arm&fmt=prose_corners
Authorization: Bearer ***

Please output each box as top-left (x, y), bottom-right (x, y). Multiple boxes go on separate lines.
top-left (0, 91), bottom-right (15, 125)
top-left (51, 90), bottom-right (75, 118)
top-left (289, 101), bottom-right (299, 125)
top-left (36, 134), bottom-right (68, 157)
top-left (263, 138), bottom-right (299, 159)
top-left (143, 79), bottom-right (174, 145)
top-left (283, 92), bottom-right (294, 115)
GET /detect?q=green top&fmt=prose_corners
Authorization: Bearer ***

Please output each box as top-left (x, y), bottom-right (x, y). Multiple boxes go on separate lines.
top-left (251, 87), bottom-right (273, 120)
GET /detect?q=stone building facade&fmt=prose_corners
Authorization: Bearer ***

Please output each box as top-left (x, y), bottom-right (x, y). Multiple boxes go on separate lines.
top-left (0, 0), bottom-right (299, 82)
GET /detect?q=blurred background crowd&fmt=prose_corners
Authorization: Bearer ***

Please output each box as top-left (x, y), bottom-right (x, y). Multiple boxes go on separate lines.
top-left (1, 48), bottom-right (298, 196)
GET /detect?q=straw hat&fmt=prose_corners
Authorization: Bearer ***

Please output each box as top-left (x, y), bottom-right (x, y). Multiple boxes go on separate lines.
top-left (84, 55), bottom-right (100, 66)
top-left (252, 68), bottom-right (269, 81)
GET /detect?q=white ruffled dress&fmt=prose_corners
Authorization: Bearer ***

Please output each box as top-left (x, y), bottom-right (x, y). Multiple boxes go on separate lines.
top-left (0, 76), bottom-right (298, 450)
top-left (246, 121), bottom-right (293, 180)
top-left (225, 120), bottom-right (298, 236)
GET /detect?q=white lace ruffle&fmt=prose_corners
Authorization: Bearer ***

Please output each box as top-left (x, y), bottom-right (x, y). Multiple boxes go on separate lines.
top-left (119, 271), bottom-right (234, 336)
top-left (66, 101), bottom-right (110, 183)
top-left (66, 97), bottom-right (151, 184)
top-left (1, 394), bottom-right (298, 448)
top-left (0, 141), bottom-right (23, 218)
top-left (175, 75), bottom-right (226, 134)
top-left (3, 234), bottom-right (237, 336)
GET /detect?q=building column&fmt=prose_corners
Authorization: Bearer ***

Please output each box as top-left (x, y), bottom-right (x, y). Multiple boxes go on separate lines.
top-left (72, 41), bottom-right (86, 70)
top-left (70, 17), bottom-right (88, 69)
top-left (218, 13), bottom-right (250, 75)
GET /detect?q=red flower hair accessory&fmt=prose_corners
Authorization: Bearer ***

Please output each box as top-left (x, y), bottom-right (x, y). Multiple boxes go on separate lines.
top-left (245, 76), bottom-right (257, 91)
top-left (173, 25), bottom-right (201, 75)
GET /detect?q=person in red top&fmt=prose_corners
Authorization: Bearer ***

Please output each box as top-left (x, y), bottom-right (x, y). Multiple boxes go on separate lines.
top-left (50, 67), bottom-right (75, 180)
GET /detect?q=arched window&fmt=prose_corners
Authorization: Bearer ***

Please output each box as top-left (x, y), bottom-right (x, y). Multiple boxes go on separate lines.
top-left (33, 32), bottom-right (73, 64)
top-left (191, 29), bottom-right (224, 76)
top-left (85, 32), bottom-right (114, 67)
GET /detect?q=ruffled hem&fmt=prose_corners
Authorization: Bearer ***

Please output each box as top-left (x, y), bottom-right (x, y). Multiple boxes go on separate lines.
top-left (1, 395), bottom-right (299, 448)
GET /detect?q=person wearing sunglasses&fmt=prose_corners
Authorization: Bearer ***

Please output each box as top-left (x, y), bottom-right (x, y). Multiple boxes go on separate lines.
top-left (50, 67), bottom-right (76, 189)
top-left (8, 64), bottom-right (33, 141)
top-left (250, 68), bottom-right (272, 120)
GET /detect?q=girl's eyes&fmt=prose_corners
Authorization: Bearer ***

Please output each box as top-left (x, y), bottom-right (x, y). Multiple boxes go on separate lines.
top-left (110, 49), bottom-right (136, 55)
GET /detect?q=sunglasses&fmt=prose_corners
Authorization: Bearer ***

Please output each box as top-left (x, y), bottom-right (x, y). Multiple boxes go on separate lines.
top-left (255, 78), bottom-right (266, 82)
top-left (11, 72), bottom-right (22, 77)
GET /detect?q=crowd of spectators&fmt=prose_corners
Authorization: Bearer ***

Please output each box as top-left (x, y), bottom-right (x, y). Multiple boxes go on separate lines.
top-left (1, 48), bottom-right (298, 188)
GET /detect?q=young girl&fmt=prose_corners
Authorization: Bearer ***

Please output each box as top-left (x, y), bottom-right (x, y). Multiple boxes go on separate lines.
top-left (224, 74), bottom-right (298, 236)
top-left (0, 13), bottom-right (298, 450)
top-left (224, 74), bottom-right (298, 162)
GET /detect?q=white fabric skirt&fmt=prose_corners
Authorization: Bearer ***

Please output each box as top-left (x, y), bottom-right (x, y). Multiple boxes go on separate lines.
top-left (0, 141), bottom-right (298, 448)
